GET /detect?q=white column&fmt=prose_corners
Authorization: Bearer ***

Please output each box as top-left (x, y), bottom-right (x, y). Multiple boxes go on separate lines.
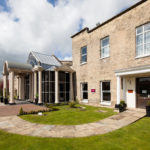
top-left (117, 76), bottom-right (121, 105)
top-left (55, 71), bottom-right (59, 103)
top-left (17, 77), bottom-right (19, 98)
top-left (34, 71), bottom-right (37, 100)
top-left (38, 71), bottom-right (42, 104)
top-left (9, 71), bottom-right (15, 104)
top-left (19, 77), bottom-right (22, 99)
top-left (69, 72), bottom-right (74, 101)
top-left (29, 74), bottom-right (32, 100)
top-left (123, 77), bottom-right (126, 102)
top-left (31, 73), bottom-right (34, 102)
top-left (3, 75), bottom-right (7, 98)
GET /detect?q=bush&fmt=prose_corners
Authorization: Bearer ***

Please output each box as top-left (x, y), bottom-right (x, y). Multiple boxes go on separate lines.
top-left (120, 100), bottom-right (127, 108)
top-left (69, 101), bottom-right (76, 108)
top-left (75, 98), bottom-right (79, 104)
top-left (44, 103), bottom-right (59, 111)
top-left (19, 107), bottom-right (24, 115)
top-left (146, 101), bottom-right (150, 106)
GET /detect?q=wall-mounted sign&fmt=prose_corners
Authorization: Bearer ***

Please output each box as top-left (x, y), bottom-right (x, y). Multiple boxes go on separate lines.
top-left (91, 89), bottom-right (96, 93)
top-left (128, 90), bottom-right (133, 93)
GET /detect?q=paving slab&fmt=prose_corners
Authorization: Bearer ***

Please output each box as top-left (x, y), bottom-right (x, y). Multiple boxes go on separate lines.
top-left (0, 109), bottom-right (146, 138)
top-left (0, 104), bottom-right (48, 117)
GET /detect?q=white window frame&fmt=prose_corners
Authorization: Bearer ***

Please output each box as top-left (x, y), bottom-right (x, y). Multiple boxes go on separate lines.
top-left (81, 46), bottom-right (87, 65)
top-left (81, 82), bottom-right (88, 103)
top-left (100, 36), bottom-right (110, 59)
top-left (100, 81), bottom-right (111, 105)
top-left (136, 23), bottom-right (150, 58)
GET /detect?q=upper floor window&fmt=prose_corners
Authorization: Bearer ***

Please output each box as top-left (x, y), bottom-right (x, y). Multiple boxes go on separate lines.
top-left (81, 46), bottom-right (87, 64)
top-left (136, 23), bottom-right (150, 57)
top-left (101, 36), bottom-right (110, 58)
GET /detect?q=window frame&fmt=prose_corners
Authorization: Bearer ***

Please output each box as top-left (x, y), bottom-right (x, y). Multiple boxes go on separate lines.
top-left (81, 82), bottom-right (88, 102)
top-left (136, 23), bottom-right (150, 58)
top-left (80, 46), bottom-right (87, 65)
top-left (100, 36), bottom-right (110, 59)
top-left (100, 81), bottom-right (111, 105)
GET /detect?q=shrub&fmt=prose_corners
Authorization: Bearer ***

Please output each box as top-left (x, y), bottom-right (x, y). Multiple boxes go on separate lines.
top-left (147, 101), bottom-right (150, 106)
top-left (69, 101), bottom-right (76, 108)
top-left (75, 98), bottom-right (79, 104)
top-left (61, 102), bottom-right (69, 105)
top-left (120, 100), bottom-right (127, 108)
top-left (19, 107), bottom-right (24, 115)
top-left (44, 103), bottom-right (59, 111)
top-left (36, 93), bottom-right (38, 99)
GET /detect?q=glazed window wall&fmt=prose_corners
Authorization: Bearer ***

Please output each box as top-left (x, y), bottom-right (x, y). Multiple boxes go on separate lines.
top-left (42, 71), bottom-right (55, 103)
top-left (59, 71), bottom-right (70, 102)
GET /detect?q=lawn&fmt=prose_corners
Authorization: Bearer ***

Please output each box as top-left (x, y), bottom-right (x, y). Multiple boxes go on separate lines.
top-left (20, 104), bottom-right (116, 125)
top-left (0, 117), bottom-right (150, 150)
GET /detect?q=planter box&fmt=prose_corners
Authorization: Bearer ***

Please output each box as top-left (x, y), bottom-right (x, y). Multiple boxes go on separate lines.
top-left (115, 104), bottom-right (120, 108)
top-left (35, 98), bottom-right (38, 104)
top-left (0, 97), bottom-right (3, 103)
top-left (146, 106), bottom-right (150, 117)
top-left (4, 98), bottom-right (8, 104)
top-left (119, 106), bottom-right (125, 112)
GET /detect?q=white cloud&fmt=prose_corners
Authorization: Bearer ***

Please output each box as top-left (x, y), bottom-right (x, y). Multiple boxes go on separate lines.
top-left (61, 56), bottom-right (72, 61)
top-left (0, 0), bottom-right (140, 66)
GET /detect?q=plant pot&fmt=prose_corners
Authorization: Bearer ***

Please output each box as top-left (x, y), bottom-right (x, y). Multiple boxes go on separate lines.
top-left (35, 98), bottom-right (38, 104)
top-left (4, 98), bottom-right (8, 104)
top-left (115, 104), bottom-right (120, 108)
top-left (0, 97), bottom-right (3, 103)
top-left (146, 106), bottom-right (150, 117)
top-left (119, 106), bottom-right (125, 113)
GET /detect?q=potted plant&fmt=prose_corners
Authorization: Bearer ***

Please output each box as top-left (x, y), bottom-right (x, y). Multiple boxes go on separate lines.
top-left (35, 93), bottom-right (38, 104)
top-left (146, 101), bottom-right (150, 117)
top-left (118, 100), bottom-right (127, 112)
top-left (4, 95), bottom-right (9, 104)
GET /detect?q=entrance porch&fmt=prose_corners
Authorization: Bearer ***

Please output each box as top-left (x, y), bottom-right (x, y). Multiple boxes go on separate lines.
top-left (115, 65), bottom-right (150, 108)
top-left (2, 61), bottom-right (75, 105)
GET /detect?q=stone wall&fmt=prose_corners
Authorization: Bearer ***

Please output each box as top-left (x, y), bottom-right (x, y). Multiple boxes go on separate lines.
top-left (72, 0), bottom-right (150, 106)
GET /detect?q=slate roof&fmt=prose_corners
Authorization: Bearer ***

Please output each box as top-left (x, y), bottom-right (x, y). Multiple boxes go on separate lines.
top-left (31, 51), bottom-right (62, 67)
top-left (7, 61), bottom-right (32, 71)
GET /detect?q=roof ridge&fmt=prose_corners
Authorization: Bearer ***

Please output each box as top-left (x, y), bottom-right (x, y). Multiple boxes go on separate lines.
top-left (71, 0), bottom-right (147, 38)
top-left (31, 51), bottom-right (53, 57)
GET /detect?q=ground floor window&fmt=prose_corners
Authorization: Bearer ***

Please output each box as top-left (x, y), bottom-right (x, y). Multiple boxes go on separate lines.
top-left (81, 83), bottom-right (88, 100)
top-left (101, 81), bottom-right (111, 103)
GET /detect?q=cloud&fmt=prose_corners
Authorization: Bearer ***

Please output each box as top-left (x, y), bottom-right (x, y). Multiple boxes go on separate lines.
top-left (61, 56), bottom-right (72, 61)
top-left (0, 0), bottom-right (140, 72)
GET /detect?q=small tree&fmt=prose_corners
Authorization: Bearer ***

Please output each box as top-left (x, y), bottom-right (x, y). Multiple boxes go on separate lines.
top-left (19, 107), bottom-right (24, 115)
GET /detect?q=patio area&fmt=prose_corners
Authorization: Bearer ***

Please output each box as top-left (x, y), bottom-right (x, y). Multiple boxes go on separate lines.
top-left (0, 103), bottom-right (47, 117)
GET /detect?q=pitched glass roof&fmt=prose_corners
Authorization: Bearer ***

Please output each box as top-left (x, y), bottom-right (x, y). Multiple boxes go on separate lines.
top-left (31, 51), bottom-right (61, 67)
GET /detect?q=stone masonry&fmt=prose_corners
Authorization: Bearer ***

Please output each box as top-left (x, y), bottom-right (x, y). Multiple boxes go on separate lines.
top-left (72, 0), bottom-right (150, 106)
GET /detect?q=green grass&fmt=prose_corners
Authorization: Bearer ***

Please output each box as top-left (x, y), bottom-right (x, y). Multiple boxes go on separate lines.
top-left (0, 117), bottom-right (150, 150)
top-left (20, 105), bottom-right (116, 125)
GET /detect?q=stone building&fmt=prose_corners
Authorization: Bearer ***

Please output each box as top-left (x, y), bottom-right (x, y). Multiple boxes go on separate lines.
top-left (71, 0), bottom-right (150, 108)
top-left (2, 0), bottom-right (150, 108)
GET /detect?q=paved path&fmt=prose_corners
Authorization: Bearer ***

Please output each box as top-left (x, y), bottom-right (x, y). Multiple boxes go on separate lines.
top-left (0, 104), bottom-right (47, 117)
top-left (0, 109), bottom-right (145, 138)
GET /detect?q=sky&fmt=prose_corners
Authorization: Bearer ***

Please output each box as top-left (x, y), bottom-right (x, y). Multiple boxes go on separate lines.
top-left (0, 0), bottom-right (140, 74)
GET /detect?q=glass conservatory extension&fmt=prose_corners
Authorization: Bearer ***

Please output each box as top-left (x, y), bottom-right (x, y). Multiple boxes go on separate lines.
top-left (2, 51), bottom-right (74, 104)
